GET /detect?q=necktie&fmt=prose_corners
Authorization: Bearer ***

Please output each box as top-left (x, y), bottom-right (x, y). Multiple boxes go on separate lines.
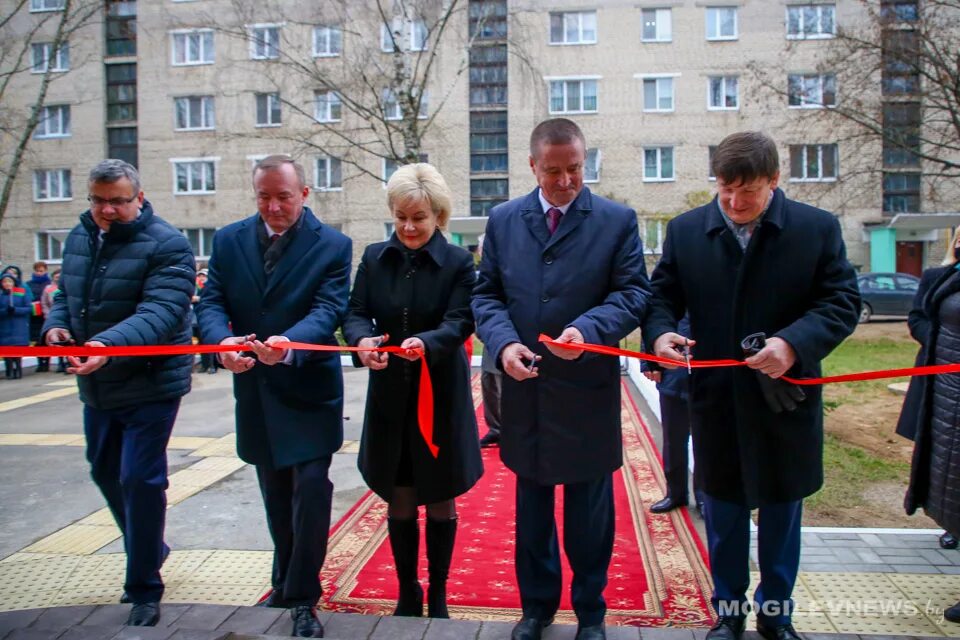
top-left (547, 207), bottom-right (562, 235)
top-left (270, 233), bottom-right (281, 244)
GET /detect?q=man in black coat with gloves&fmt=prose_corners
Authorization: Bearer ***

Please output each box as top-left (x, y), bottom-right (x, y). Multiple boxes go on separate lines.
top-left (644, 131), bottom-right (860, 640)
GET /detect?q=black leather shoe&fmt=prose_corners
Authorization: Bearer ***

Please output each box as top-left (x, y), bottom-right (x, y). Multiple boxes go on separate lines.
top-left (510, 616), bottom-right (553, 640)
top-left (257, 589), bottom-right (289, 608)
top-left (756, 620), bottom-right (802, 640)
top-left (291, 606), bottom-right (324, 638)
top-left (706, 616), bottom-right (745, 640)
top-left (575, 624), bottom-right (605, 640)
top-left (942, 533), bottom-right (959, 549)
top-left (479, 430), bottom-right (500, 447)
top-left (944, 600), bottom-right (960, 623)
top-left (649, 496), bottom-right (687, 514)
top-left (126, 602), bottom-right (160, 626)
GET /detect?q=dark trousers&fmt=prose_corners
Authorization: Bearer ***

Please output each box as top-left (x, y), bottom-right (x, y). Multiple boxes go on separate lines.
top-left (659, 393), bottom-right (697, 501)
top-left (515, 474), bottom-right (614, 627)
top-left (481, 369), bottom-right (501, 435)
top-left (256, 455), bottom-right (334, 606)
top-left (702, 495), bottom-right (803, 626)
top-left (84, 398), bottom-right (180, 604)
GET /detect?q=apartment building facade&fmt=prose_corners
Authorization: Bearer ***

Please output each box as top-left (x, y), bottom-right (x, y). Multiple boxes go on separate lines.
top-left (2, 0), bottom-right (956, 274)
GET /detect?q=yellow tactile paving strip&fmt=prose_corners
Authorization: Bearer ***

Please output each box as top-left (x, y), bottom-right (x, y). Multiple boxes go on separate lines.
top-left (0, 387), bottom-right (78, 413)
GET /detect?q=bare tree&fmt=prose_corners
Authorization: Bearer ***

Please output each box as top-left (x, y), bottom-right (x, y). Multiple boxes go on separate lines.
top-left (189, 0), bottom-right (510, 183)
top-left (0, 0), bottom-right (102, 233)
top-left (748, 0), bottom-right (960, 187)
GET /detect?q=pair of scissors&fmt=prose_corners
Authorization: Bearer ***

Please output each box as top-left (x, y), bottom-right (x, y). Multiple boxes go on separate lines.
top-left (682, 338), bottom-right (691, 375)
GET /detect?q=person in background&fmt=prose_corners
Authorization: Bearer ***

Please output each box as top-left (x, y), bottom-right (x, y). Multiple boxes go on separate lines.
top-left (192, 268), bottom-right (217, 374)
top-left (27, 261), bottom-right (51, 372)
top-left (896, 225), bottom-right (960, 550)
top-left (41, 270), bottom-right (67, 374)
top-left (1, 272), bottom-right (31, 379)
top-left (904, 225), bottom-right (960, 620)
top-left (476, 233), bottom-right (501, 448)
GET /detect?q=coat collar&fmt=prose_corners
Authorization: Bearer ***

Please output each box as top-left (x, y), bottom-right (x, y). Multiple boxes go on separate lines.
top-left (377, 228), bottom-right (448, 267)
top-left (519, 186), bottom-right (593, 248)
top-left (704, 188), bottom-right (786, 236)
top-left (80, 199), bottom-right (155, 241)
top-left (235, 207), bottom-right (323, 297)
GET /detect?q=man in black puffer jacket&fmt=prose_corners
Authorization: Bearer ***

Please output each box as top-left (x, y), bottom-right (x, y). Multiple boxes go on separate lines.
top-left (42, 159), bottom-right (195, 628)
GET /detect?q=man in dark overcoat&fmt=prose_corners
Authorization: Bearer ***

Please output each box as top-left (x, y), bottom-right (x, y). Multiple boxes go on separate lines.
top-left (644, 132), bottom-right (860, 640)
top-left (197, 155), bottom-right (351, 638)
top-left (472, 118), bottom-right (649, 640)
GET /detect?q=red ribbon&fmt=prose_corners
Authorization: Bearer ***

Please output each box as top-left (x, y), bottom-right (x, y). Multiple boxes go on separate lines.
top-left (0, 341), bottom-right (439, 459)
top-left (537, 334), bottom-right (960, 385)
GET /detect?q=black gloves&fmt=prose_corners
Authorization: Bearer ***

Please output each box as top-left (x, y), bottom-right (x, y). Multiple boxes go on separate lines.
top-left (741, 332), bottom-right (806, 414)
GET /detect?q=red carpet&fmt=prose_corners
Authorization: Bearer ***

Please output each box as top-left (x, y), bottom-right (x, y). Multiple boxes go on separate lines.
top-left (319, 377), bottom-right (714, 627)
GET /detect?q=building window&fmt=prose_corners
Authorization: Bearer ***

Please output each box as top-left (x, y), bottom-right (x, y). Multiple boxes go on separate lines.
top-left (882, 30), bottom-right (920, 96)
top-left (107, 127), bottom-right (137, 166)
top-left (470, 130), bottom-right (508, 173)
top-left (883, 102), bottom-right (921, 167)
top-left (708, 145), bottom-right (717, 180)
top-left (584, 148), bottom-right (601, 183)
top-left (881, 1), bottom-right (919, 23)
top-left (383, 158), bottom-right (400, 182)
top-left (34, 105), bottom-right (70, 138)
top-left (315, 156), bottom-right (342, 191)
top-left (788, 73), bottom-right (836, 108)
top-left (470, 178), bottom-right (508, 216)
top-left (641, 8), bottom-right (672, 42)
top-left (641, 76), bottom-right (675, 112)
top-left (36, 230), bottom-right (69, 262)
top-left (313, 25), bottom-right (342, 57)
top-left (314, 91), bottom-right (342, 123)
top-left (789, 144), bottom-right (838, 181)
top-left (643, 147), bottom-right (674, 182)
top-left (548, 78), bottom-right (598, 114)
top-left (708, 75), bottom-right (739, 110)
top-left (174, 96), bottom-right (215, 131)
top-left (469, 45), bottom-right (507, 107)
top-left (255, 92), bottom-right (281, 127)
top-left (786, 4), bottom-right (836, 39)
top-left (181, 228), bottom-right (216, 259)
top-left (382, 88), bottom-right (427, 120)
top-left (30, 0), bottom-right (64, 11)
top-left (31, 42), bottom-right (69, 73)
top-left (33, 169), bottom-right (72, 201)
top-left (249, 24), bottom-right (280, 60)
top-left (171, 30), bottom-right (214, 66)
top-left (105, 1), bottom-right (136, 57)
top-left (106, 63), bottom-right (136, 122)
top-left (469, 1), bottom-right (508, 39)
top-left (706, 7), bottom-right (737, 40)
top-left (882, 173), bottom-right (920, 213)
top-left (172, 159), bottom-right (217, 194)
top-left (381, 18), bottom-right (428, 52)
top-left (549, 11), bottom-right (597, 45)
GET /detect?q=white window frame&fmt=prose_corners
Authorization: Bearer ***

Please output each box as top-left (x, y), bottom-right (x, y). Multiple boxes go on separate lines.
top-left (643, 146), bottom-right (675, 182)
top-left (546, 76), bottom-right (600, 115)
top-left (790, 144), bottom-right (838, 182)
top-left (30, 0), bottom-right (64, 12)
top-left (179, 227), bottom-right (217, 260)
top-left (381, 18), bottom-right (428, 52)
top-left (171, 157), bottom-right (218, 195)
top-left (313, 90), bottom-right (342, 123)
top-left (549, 11), bottom-right (598, 46)
top-left (312, 25), bottom-right (342, 57)
top-left (314, 155), bottom-right (343, 191)
top-left (788, 73), bottom-right (837, 108)
top-left (34, 104), bottom-right (71, 138)
top-left (641, 8), bottom-right (672, 42)
top-left (705, 6), bottom-right (738, 41)
top-left (248, 23), bottom-right (281, 60)
top-left (707, 75), bottom-right (739, 110)
top-left (584, 148), bottom-right (601, 183)
top-left (31, 42), bottom-right (69, 73)
top-left (171, 29), bottom-right (214, 66)
top-left (255, 92), bottom-right (281, 127)
top-left (33, 169), bottom-right (72, 202)
top-left (174, 96), bottom-right (215, 131)
top-left (383, 88), bottom-right (402, 120)
top-left (35, 229), bottom-right (70, 264)
top-left (786, 4), bottom-right (836, 40)
top-left (636, 73), bottom-right (677, 112)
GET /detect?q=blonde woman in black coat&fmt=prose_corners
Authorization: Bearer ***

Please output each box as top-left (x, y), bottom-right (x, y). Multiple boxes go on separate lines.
top-left (343, 163), bottom-right (482, 619)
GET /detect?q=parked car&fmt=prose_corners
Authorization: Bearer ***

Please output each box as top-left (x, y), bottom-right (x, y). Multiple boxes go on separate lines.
top-left (856, 272), bottom-right (920, 323)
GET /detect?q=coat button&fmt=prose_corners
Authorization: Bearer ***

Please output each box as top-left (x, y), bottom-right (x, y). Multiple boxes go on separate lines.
top-left (543, 254), bottom-right (553, 265)
top-left (541, 295), bottom-right (549, 303)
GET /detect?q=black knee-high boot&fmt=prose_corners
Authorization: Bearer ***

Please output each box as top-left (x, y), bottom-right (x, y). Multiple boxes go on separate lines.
top-left (387, 517), bottom-right (423, 616)
top-left (426, 517), bottom-right (458, 618)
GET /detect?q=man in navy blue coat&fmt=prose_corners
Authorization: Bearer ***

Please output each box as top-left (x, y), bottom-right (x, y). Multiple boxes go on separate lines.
top-left (472, 119), bottom-right (649, 640)
top-left (644, 132), bottom-right (860, 640)
top-left (197, 155), bottom-right (351, 638)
